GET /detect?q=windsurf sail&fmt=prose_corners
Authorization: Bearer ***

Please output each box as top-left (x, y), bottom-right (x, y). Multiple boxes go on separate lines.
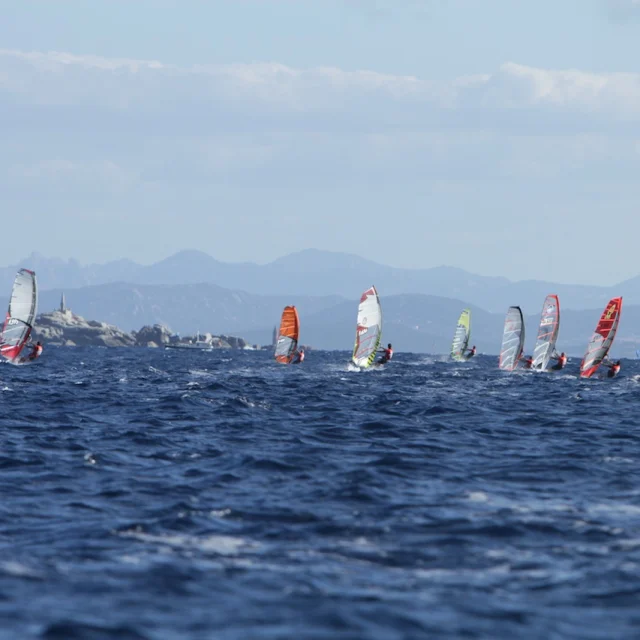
top-left (580, 297), bottom-right (623, 378)
top-left (352, 286), bottom-right (382, 368)
top-left (451, 309), bottom-right (471, 361)
top-left (0, 269), bottom-right (38, 363)
top-left (532, 294), bottom-right (560, 370)
top-left (499, 306), bottom-right (525, 371)
top-left (274, 306), bottom-right (300, 364)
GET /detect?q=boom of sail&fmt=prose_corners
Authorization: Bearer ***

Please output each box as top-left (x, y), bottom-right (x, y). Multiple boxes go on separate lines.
top-left (352, 286), bottom-right (382, 368)
top-left (275, 306), bottom-right (300, 364)
top-left (532, 295), bottom-right (560, 370)
top-left (451, 309), bottom-right (471, 361)
top-left (499, 306), bottom-right (525, 371)
top-left (0, 269), bottom-right (38, 364)
top-left (580, 297), bottom-right (622, 378)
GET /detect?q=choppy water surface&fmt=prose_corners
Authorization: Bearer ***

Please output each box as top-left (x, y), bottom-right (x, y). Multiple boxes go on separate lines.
top-left (1, 348), bottom-right (640, 639)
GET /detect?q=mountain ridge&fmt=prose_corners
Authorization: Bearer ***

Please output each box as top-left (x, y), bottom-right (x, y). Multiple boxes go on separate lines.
top-left (0, 249), bottom-right (632, 313)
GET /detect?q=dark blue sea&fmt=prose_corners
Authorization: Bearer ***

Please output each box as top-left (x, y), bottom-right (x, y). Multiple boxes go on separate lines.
top-left (1, 348), bottom-right (640, 639)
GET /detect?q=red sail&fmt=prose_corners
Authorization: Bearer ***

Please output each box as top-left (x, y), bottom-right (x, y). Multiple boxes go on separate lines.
top-left (580, 297), bottom-right (622, 379)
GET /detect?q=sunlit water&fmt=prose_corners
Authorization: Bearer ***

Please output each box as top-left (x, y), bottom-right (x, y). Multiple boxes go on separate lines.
top-left (1, 348), bottom-right (639, 639)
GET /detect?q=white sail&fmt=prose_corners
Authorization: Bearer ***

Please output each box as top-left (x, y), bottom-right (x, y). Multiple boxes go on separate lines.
top-left (0, 269), bottom-right (38, 363)
top-left (499, 306), bottom-right (524, 371)
top-left (532, 295), bottom-right (560, 370)
top-left (352, 286), bottom-right (382, 368)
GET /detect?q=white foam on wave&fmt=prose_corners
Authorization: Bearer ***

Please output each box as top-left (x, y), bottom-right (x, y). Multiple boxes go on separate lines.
top-left (189, 369), bottom-right (212, 378)
top-left (118, 529), bottom-right (257, 556)
top-left (588, 503), bottom-right (640, 517)
top-left (0, 560), bottom-right (43, 579)
top-left (148, 365), bottom-right (170, 377)
top-left (603, 456), bottom-right (634, 464)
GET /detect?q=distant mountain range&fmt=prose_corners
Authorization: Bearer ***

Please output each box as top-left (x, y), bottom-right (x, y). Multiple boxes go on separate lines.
top-left (2, 281), bottom-right (638, 357)
top-left (1, 249), bottom-right (637, 313)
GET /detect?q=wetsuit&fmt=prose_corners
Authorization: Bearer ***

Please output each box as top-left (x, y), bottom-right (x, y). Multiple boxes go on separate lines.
top-left (607, 363), bottom-right (621, 378)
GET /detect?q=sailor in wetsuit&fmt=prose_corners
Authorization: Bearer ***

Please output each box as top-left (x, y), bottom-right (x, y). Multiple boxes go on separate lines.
top-left (464, 345), bottom-right (477, 359)
top-left (291, 348), bottom-right (305, 364)
top-left (377, 343), bottom-right (393, 365)
top-left (522, 355), bottom-right (534, 369)
top-left (21, 341), bottom-right (43, 363)
top-left (550, 351), bottom-right (568, 370)
top-left (602, 359), bottom-right (621, 378)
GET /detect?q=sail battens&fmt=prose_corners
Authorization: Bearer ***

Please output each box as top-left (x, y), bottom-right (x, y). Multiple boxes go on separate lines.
top-left (0, 269), bottom-right (38, 363)
top-left (532, 295), bottom-right (560, 370)
top-left (352, 286), bottom-right (382, 368)
top-left (451, 309), bottom-right (471, 361)
top-left (275, 306), bottom-right (300, 364)
top-left (580, 297), bottom-right (622, 378)
top-left (499, 306), bottom-right (524, 371)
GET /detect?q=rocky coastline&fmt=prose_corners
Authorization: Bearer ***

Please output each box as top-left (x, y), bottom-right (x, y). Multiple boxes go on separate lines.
top-left (33, 310), bottom-right (253, 349)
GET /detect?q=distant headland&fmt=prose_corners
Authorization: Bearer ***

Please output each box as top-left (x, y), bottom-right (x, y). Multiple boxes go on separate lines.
top-left (32, 295), bottom-right (255, 349)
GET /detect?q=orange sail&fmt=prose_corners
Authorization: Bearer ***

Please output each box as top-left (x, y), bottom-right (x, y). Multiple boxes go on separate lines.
top-left (274, 306), bottom-right (300, 364)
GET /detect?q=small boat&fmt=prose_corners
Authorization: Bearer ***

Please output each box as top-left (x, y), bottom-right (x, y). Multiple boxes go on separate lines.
top-left (580, 297), bottom-right (622, 378)
top-left (0, 268), bottom-right (38, 364)
top-left (165, 333), bottom-right (213, 351)
top-left (532, 295), bottom-right (560, 370)
top-left (352, 286), bottom-right (382, 368)
top-left (450, 309), bottom-right (471, 361)
top-left (499, 306), bottom-right (525, 371)
top-left (275, 306), bottom-right (300, 364)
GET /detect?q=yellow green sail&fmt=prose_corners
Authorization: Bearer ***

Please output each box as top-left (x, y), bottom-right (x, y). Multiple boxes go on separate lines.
top-left (450, 309), bottom-right (471, 361)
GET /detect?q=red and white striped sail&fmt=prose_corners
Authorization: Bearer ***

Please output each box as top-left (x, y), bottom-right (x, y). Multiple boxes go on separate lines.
top-left (532, 295), bottom-right (560, 370)
top-left (0, 269), bottom-right (38, 363)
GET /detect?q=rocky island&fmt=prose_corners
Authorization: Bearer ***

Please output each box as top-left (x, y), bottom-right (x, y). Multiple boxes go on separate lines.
top-left (33, 298), bottom-right (253, 349)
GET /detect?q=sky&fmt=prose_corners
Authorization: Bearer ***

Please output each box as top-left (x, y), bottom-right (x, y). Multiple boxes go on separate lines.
top-left (1, 0), bottom-right (640, 285)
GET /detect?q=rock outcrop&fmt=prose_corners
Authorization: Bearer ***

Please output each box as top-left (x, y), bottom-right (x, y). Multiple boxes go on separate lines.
top-left (33, 310), bottom-right (136, 347)
top-left (32, 312), bottom-right (251, 349)
top-left (133, 324), bottom-right (173, 348)
top-left (217, 335), bottom-right (248, 350)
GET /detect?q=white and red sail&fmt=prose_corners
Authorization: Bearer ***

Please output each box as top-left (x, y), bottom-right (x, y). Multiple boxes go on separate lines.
top-left (0, 269), bottom-right (38, 363)
top-left (580, 297), bottom-right (622, 378)
top-left (532, 295), bottom-right (560, 370)
top-left (352, 286), bottom-right (382, 368)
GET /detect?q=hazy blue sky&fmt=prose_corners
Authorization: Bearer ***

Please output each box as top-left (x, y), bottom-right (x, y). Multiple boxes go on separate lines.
top-left (2, 0), bottom-right (640, 284)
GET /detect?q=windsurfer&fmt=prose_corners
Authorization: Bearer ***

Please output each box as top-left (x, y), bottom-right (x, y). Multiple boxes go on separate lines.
top-left (522, 355), bottom-right (534, 369)
top-left (292, 349), bottom-right (305, 364)
top-left (465, 345), bottom-right (477, 359)
top-left (602, 359), bottom-right (621, 378)
top-left (377, 343), bottom-right (393, 365)
top-left (550, 351), bottom-right (567, 370)
top-left (21, 341), bottom-right (43, 362)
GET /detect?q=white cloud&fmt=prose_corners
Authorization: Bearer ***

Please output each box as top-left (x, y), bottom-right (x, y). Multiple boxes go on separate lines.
top-left (467, 62), bottom-right (640, 116)
top-left (2, 49), bottom-right (640, 197)
top-left (1, 49), bottom-right (640, 137)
